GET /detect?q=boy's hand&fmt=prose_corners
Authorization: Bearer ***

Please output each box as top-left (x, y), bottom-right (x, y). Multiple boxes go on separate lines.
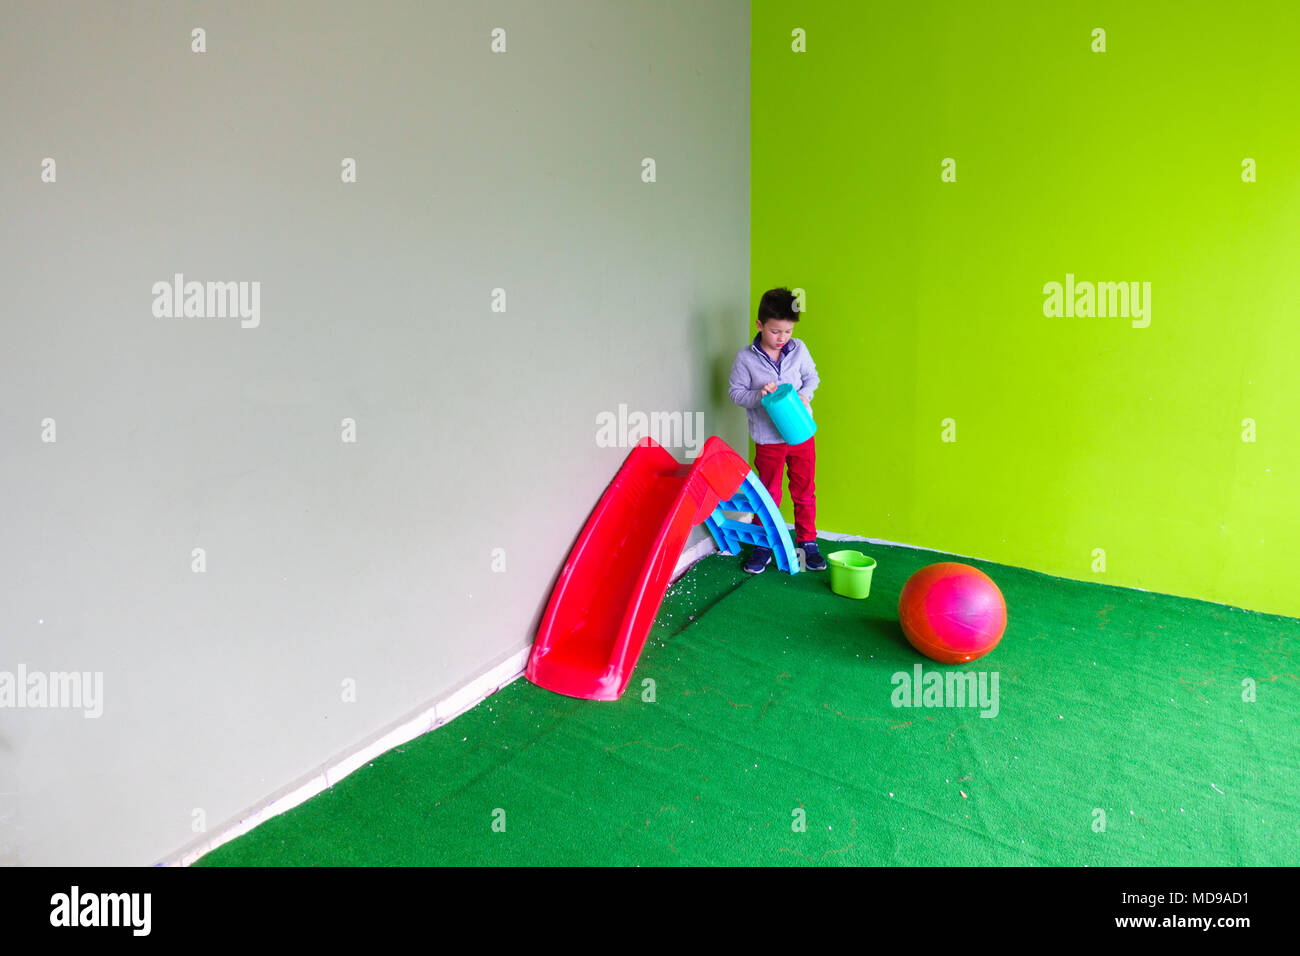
top-left (802, 396), bottom-right (813, 416)
top-left (761, 382), bottom-right (778, 395)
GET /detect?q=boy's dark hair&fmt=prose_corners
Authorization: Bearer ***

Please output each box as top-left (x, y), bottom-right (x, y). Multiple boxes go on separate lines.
top-left (757, 287), bottom-right (799, 323)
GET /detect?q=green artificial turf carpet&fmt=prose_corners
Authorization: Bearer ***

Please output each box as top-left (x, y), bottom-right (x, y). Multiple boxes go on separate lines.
top-left (197, 541), bottom-right (1300, 866)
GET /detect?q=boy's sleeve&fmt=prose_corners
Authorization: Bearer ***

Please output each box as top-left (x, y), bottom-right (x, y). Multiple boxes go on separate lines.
top-left (728, 353), bottom-right (763, 409)
top-left (798, 345), bottom-right (820, 401)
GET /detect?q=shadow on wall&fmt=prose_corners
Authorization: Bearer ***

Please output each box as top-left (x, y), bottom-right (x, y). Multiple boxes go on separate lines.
top-left (520, 304), bottom-right (749, 646)
top-left (693, 304), bottom-right (748, 452)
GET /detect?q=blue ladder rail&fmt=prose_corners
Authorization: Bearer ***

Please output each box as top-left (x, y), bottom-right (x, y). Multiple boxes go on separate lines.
top-left (703, 470), bottom-right (800, 574)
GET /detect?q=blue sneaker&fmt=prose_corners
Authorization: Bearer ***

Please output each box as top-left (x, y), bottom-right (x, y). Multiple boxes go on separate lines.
top-left (799, 541), bottom-right (827, 571)
top-left (743, 546), bottom-right (773, 574)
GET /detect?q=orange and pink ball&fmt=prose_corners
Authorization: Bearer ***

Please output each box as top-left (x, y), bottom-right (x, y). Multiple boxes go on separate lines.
top-left (898, 562), bottom-right (1008, 664)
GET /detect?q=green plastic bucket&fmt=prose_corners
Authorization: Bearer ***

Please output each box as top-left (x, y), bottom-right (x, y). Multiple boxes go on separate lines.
top-left (827, 550), bottom-right (877, 599)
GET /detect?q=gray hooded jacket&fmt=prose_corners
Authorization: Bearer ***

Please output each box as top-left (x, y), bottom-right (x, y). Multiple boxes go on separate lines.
top-left (728, 334), bottom-right (820, 444)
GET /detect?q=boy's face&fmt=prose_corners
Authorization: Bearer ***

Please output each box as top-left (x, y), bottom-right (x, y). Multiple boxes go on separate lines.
top-left (758, 318), bottom-right (796, 352)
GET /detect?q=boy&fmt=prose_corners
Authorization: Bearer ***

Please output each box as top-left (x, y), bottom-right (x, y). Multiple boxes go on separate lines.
top-left (727, 287), bottom-right (826, 573)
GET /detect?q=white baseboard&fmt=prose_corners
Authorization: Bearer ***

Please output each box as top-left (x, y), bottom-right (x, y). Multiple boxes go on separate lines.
top-left (164, 526), bottom-right (954, 867)
top-left (159, 645), bottom-right (531, 867)
top-left (161, 537), bottom-right (729, 867)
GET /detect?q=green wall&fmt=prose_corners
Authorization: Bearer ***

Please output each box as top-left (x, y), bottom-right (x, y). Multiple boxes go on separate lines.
top-left (752, 0), bottom-right (1300, 618)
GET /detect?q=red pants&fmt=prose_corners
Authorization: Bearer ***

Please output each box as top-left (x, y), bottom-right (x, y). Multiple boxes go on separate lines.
top-left (753, 437), bottom-right (817, 544)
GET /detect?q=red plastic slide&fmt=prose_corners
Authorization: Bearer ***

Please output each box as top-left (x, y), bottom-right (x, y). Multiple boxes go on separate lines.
top-left (525, 436), bottom-right (750, 701)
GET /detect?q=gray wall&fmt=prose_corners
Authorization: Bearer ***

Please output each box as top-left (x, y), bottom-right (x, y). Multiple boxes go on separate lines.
top-left (0, 0), bottom-right (749, 865)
